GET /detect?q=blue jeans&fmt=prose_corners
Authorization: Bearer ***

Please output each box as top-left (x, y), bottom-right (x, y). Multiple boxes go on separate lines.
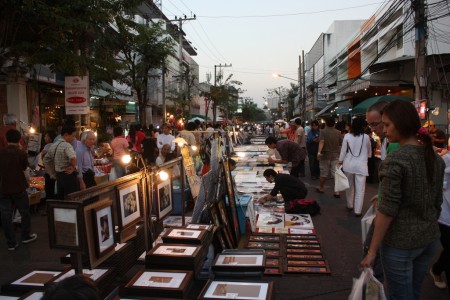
top-left (0, 191), bottom-right (31, 247)
top-left (381, 239), bottom-right (440, 300)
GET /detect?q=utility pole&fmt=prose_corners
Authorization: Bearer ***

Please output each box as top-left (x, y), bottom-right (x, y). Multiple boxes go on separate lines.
top-left (412, 0), bottom-right (427, 110)
top-left (213, 63), bottom-right (232, 124)
top-left (162, 66), bottom-right (166, 123)
top-left (302, 50), bottom-right (306, 121)
top-left (167, 15), bottom-right (196, 119)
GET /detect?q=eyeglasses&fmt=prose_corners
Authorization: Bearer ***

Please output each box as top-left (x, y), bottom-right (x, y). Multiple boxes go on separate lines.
top-left (368, 121), bottom-right (382, 128)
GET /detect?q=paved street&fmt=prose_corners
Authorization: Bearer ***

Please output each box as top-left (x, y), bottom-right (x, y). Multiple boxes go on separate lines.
top-left (0, 174), bottom-right (448, 299)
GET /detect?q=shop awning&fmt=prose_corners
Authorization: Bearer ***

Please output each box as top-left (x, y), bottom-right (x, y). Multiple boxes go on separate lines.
top-left (189, 114), bottom-right (211, 120)
top-left (315, 104), bottom-right (335, 117)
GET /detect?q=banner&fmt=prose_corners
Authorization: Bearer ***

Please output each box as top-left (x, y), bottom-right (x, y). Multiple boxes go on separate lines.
top-left (180, 146), bottom-right (200, 199)
top-left (65, 76), bottom-right (89, 115)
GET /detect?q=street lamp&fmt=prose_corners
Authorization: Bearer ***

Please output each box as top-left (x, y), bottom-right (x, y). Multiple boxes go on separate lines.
top-left (272, 73), bottom-right (298, 82)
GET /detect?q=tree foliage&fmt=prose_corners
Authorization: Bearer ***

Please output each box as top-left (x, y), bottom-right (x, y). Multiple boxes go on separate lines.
top-left (241, 98), bottom-right (267, 122)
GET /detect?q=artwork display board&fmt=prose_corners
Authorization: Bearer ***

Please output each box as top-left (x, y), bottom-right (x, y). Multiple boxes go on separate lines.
top-left (123, 270), bottom-right (194, 299)
top-left (180, 145), bottom-right (201, 199)
top-left (47, 201), bottom-right (84, 251)
top-left (212, 254), bottom-right (265, 273)
top-left (209, 202), bottom-right (233, 249)
top-left (161, 228), bottom-right (207, 245)
top-left (222, 158), bottom-right (241, 244)
top-left (198, 280), bottom-right (273, 300)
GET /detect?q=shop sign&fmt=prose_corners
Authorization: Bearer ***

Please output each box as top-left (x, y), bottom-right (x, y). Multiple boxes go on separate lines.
top-left (65, 76), bottom-right (89, 115)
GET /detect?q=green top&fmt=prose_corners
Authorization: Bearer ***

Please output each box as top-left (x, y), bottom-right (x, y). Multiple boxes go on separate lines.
top-left (378, 144), bottom-right (444, 249)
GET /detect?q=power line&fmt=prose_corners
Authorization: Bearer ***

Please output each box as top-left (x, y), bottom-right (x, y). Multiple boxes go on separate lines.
top-left (198, 2), bottom-right (385, 19)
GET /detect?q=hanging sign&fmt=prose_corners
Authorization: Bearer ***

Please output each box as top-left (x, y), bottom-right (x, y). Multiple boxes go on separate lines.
top-left (65, 76), bottom-right (89, 115)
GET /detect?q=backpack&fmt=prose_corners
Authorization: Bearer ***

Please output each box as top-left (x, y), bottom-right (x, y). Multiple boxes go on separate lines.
top-left (286, 199), bottom-right (321, 216)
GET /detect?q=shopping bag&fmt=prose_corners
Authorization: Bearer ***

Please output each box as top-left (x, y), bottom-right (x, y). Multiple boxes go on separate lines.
top-left (348, 268), bottom-right (386, 300)
top-left (335, 165), bottom-right (349, 192)
top-left (361, 204), bottom-right (376, 245)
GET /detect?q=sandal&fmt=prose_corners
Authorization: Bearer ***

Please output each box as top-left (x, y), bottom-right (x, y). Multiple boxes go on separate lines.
top-left (315, 188), bottom-right (324, 194)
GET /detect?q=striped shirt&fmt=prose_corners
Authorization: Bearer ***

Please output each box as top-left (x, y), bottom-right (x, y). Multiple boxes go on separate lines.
top-left (47, 140), bottom-right (76, 172)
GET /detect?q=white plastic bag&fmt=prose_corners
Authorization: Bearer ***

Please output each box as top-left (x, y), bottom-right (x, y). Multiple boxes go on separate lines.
top-left (335, 165), bottom-right (349, 192)
top-left (348, 268), bottom-right (386, 300)
top-left (361, 204), bottom-right (376, 245)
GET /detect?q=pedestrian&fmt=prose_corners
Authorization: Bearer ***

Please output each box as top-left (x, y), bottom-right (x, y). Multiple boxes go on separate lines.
top-left (361, 100), bottom-right (444, 300)
top-left (111, 126), bottom-right (129, 179)
top-left (258, 168), bottom-right (308, 211)
top-left (126, 124), bottom-right (145, 152)
top-left (157, 124), bottom-right (175, 153)
top-left (338, 117), bottom-right (372, 216)
top-left (45, 126), bottom-right (79, 199)
top-left (365, 127), bottom-right (377, 183)
top-left (265, 136), bottom-right (306, 178)
top-left (294, 118), bottom-right (306, 177)
top-left (363, 100), bottom-right (400, 281)
top-left (41, 130), bottom-right (57, 200)
top-left (423, 120), bottom-right (446, 148)
top-left (0, 113), bottom-right (25, 150)
top-left (76, 130), bottom-right (97, 190)
top-left (316, 117), bottom-right (341, 197)
top-left (306, 120), bottom-right (320, 180)
top-left (429, 150), bottom-right (450, 292)
top-left (142, 129), bottom-right (158, 165)
top-left (0, 129), bottom-right (37, 250)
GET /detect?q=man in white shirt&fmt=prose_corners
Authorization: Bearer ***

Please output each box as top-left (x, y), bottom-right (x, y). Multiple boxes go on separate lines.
top-left (294, 118), bottom-right (306, 177)
top-left (157, 124), bottom-right (175, 152)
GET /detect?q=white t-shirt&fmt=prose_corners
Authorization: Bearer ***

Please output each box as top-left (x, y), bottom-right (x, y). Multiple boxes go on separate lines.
top-left (157, 134), bottom-right (175, 152)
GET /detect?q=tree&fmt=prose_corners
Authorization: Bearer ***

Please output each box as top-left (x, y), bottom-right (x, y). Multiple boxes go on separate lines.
top-left (241, 98), bottom-right (267, 122)
top-left (107, 18), bottom-right (175, 126)
top-left (210, 72), bottom-right (241, 123)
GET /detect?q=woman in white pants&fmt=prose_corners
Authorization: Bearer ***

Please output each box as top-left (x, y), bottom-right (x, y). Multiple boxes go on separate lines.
top-left (338, 117), bottom-right (372, 216)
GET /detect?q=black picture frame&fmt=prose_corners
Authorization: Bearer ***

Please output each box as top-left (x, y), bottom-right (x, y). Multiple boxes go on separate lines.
top-left (116, 179), bottom-right (142, 230)
top-left (47, 201), bottom-right (84, 251)
top-left (155, 178), bottom-right (173, 220)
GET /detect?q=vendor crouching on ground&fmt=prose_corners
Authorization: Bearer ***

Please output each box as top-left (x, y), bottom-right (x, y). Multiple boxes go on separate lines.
top-left (258, 169), bottom-right (308, 211)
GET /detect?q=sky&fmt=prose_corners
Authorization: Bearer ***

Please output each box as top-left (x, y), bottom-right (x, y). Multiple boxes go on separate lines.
top-left (160, 0), bottom-right (386, 108)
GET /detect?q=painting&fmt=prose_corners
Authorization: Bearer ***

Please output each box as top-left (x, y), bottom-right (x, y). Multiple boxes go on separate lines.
top-left (156, 179), bottom-right (173, 220)
top-left (199, 280), bottom-right (273, 300)
top-left (47, 201), bottom-right (84, 251)
top-left (116, 180), bottom-right (141, 228)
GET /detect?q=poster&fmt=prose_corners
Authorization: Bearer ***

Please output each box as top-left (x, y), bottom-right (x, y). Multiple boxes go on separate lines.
top-left (180, 146), bottom-right (200, 199)
top-left (65, 76), bottom-right (89, 115)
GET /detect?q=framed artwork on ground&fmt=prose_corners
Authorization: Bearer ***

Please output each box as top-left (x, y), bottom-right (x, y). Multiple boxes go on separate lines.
top-left (198, 280), bottom-right (273, 300)
top-left (92, 202), bottom-right (115, 258)
top-left (161, 228), bottom-right (207, 244)
top-left (116, 179), bottom-right (141, 229)
top-left (209, 202), bottom-right (233, 249)
top-left (47, 201), bottom-right (84, 251)
top-left (212, 254), bottom-right (265, 272)
top-left (223, 158), bottom-right (241, 244)
top-left (156, 179), bottom-right (173, 220)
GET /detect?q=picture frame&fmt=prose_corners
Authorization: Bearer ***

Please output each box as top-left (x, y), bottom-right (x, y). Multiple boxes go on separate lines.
top-left (11, 270), bottom-right (62, 287)
top-left (116, 179), bottom-right (142, 229)
top-left (53, 269), bottom-right (110, 283)
top-left (161, 228), bottom-right (207, 245)
top-left (212, 254), bottom-right (265, 272)
top-left (287, 243), bottom-right (321, 249)
top-left (18, 291), bottom-right (44, 300)
top-left (286, 254), bottom-right (324, 260)
top-left (145, 244), bottom-right (203, 268)
top-left (249, 235), bottom-right (280, 242)
top-left (265, 258), bottom-right (281, 268)
top-left (284, 266), bottom-right (331, 274)
top-left (47, 201), bottom-right (84, 251)
top-left (91, 202), bottom-right (115, 258)
top-left (209, 202), bottom-right (233, 249)
top-left (123, 270), bottom-right (194, 299)
top-left (287, 259), bottom-right (329, 267)
top-left (286, 239), bottom-right (319, 244)
top-left (246, 242), bottom-right (280, 250)
top-left (223, 158), bottom-right (241, 244)
top-left (155, 179), bottom-right (173, 220)
top-left (217, 199), bottom-right (237, 248)
top-left (287, 248), bottom-right (322, 254)
top-left (264, 267), bottom-right (282, 276)
top-left (264, 250), bottom-right (281, 257)
top-left (186, 224), bottom-right (213, 231)
top-left (198, 280), bottom-right (273, 300)
top-left (286, 234), bottom-right (317, 240)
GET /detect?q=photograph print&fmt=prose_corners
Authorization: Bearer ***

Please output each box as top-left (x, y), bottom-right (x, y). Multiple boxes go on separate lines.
top-left (117, 181), bottom-right (141, 228)
top-left (94, 204), bottom-right (115, 256)
top-left (157, 179), bottom-right (173, 219)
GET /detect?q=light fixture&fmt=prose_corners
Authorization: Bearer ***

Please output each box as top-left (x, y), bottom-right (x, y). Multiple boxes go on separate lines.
top-left (191, 145), bottom-right (198, 151)
top-left (432, 107), bottom-right (440, 116)
top-left (29, 127), bottom-right (36, 134)
top-left (159, 170), bottom-right (169, 181)
top-left (121, 154), bottom-right (132, 164)
top-left (173, 137), bottom-right (188, 147)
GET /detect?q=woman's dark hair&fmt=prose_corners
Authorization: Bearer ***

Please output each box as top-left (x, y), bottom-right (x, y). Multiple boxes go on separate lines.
top-left (383, 100), bottom-right (436, 182)
top-left (265, 136), bottom-right (277, 145)
top-left (350, 117), bottom-right (366, 136)
top-left (128, 124), bottom-right (136, 143)
top-left (325, 117), bottom-right (335, 127)
top-left (335, 120), bottom-right (347, 133)
top-left (113, 126), bottom-right (123, 137)
top-left (311, 120), bottom-right (320, 127)
top-left (186, 122), bottom-right (196, 131)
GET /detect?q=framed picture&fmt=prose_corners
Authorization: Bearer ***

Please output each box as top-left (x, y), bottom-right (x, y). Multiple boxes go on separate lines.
top-left (116, 180), bottom-right (141, 229)
top-left (199, 280), bottom-right (273, 300)
top-left (286, 234), bottom-right (317, 240)
top-left (265, 258), bottom-right (281, 268)
top-left (92, 203), bottom-right (115, 258)
top-left (186, 224), bottom-right (213, 231)
top-left (286, 254), bottom-right (324, 260)
top-left (246, 242), bottom-right (280, 250)
top-left (287, 260), bottom-right (328, 267)
top-left (156, 179), bottom-right (173, 220)
top-left (161, 228), bottom-right (207, 244)
top-left (18, 291), bottom-right (44, 300)
top-left (209, 202), bottom-right (233, 249)
top-left (256, 213), bottom-right (284, 228)
top-left (249, 235), bottom-right (280, 242)
top-left (287, 248), bottom-right (322, 254)
top-left (123, 270), bottom-right (193, 298)
top-left (217, 200), bottom-right (237, 248)
top-left (264, 250), bottom-right (281, 257)
top-left (287, 243), bottom-right (321, 249)
top-left (146, 244), bottom-right (202, 268)
top-left (264, 267), bottom-right (282, 276)
top-left (223, 158), bottom-right (241, 244)
top-left (47, 201), bottom-right (84, 251)
top-left (53, 269), bottom-right (109, 283)
top-left (286, 239), bottom-right (319, 244)
top-left (212, 254), bottom-right (265, 272)
top-left (12, 271), bottom-right (62, 286)
top-left (284, 214), bottom-right (314, 229)
top-left (284, 266), bottom-right (331, 274)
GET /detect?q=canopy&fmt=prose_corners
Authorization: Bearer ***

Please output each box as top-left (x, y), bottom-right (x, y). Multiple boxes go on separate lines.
top-left (189, 114), bottom-right (211, 121)
top-left (188, 117), bottom-right (205, 123)
top-left (352, 95), bottom-right (414, 114)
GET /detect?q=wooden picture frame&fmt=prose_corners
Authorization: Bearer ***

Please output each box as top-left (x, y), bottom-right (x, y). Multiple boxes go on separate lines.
top-left (47, 201), bottom-right (84, 251)
top-left (286, 259), bottom-right (329, 267)
top-left (198, 280), bottom-right (273, 300)
top-left (209, 202), bottom-right (233, 249)
top-left (18, 291), bottom-right (44, 300)
top-left (264, 267), bottom-right (282, 276)
top-left (123, 269), bottom-right (193, 299)
top-left (284, 266), bottom-right (331, 274)
top-left (249, 235), bottom-right (280, 242)
top-left (186, 224), bottom-right (213, 231)
top-left (286, 254), bottom-right (324, 260)
top-left (217, 199), bottom-right (237, 248)
top-left (212, 254), bottom-right (265, 272)
top-left (92, 202), bottom-right (115, 258)
top-left (222, 158), bottom-right (241, 244)
top-left (287, 248), bottom-right (322, 254)
top-left (156, 179), bottom-right (173, 220)
top-left (264, 250), bottom-right (281, 257)
top-left (161, 228), bottom-right (207, 245)
top-left (11, 270), bottom-right (62, 287)
top-left (265, 258), bottom-right (281, 268)
top-left (116, 179), bottom-right (141, 229)
top-left (53, 268), bottom-right (110, 283)
top-left (246, 242), bottom-right (280, 250)
top-left (146, 244), bottom-right (202, 268)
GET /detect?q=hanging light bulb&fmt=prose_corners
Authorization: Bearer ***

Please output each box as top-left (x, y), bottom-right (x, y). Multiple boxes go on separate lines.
top-left (159, 170), bottom-right (169, 181)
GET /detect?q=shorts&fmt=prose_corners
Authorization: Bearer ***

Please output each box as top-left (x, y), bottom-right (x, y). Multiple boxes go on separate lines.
top-left (319, 159), bottom-right (338, 178)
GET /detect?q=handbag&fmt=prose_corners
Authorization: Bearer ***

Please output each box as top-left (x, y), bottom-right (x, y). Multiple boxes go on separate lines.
top-left (335, 165), bottom-right (349, 192)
